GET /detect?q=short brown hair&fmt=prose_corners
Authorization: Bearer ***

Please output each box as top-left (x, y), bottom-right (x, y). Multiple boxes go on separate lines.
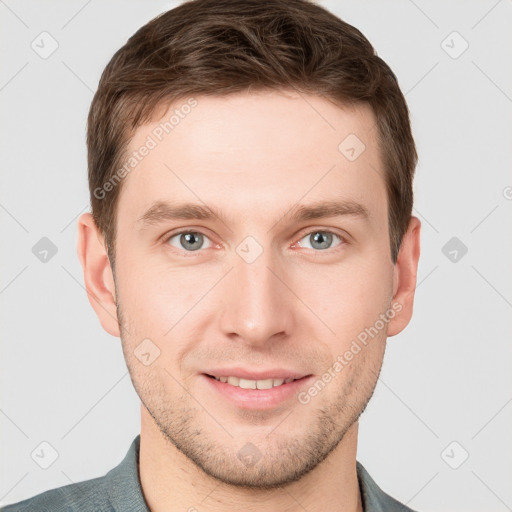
top-left (87, 0), bottom-right (417, 268)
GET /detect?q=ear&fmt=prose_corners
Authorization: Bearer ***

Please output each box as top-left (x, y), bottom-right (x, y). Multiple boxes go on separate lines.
top-left (387, 216), bottom-right (421, 337)
top-left (76, 213), bottom-right (120, 337)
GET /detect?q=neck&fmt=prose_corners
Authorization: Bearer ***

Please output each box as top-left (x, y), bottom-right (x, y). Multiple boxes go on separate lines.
top-left (139, 407), bottom-right (363, 512)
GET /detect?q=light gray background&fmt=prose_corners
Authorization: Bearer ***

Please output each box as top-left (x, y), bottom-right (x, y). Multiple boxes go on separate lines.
top-left (1, 1), bottom-right (511, 510)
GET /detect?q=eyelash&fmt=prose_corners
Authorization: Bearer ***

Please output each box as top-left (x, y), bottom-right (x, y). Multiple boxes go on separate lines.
top-left (161, 228), bottom-right (348, 256)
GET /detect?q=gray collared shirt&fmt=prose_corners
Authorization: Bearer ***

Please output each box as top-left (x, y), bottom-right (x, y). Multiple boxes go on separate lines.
top-left (1, 435), bottom-right (418, 511)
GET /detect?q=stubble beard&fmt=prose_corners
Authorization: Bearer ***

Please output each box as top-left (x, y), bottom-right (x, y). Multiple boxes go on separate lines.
top-left (117, 302), bottom-right (384, 490)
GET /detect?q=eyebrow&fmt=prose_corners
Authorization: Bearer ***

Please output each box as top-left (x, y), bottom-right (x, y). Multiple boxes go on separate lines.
top-left (136, 199), bottom-right (370, 228)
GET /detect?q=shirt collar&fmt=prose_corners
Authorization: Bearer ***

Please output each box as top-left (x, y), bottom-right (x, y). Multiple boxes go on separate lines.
top-left (105, 434), bottom-right (150, 511)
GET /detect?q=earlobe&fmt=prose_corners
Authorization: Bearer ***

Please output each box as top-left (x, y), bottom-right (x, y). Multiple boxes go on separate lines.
top-left (387, 216), bottom-right (421, 337)
top-left (76, 213), bottom-right (120, 338)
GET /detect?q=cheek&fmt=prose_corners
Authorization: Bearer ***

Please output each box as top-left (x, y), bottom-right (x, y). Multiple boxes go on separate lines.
top-left (115, 254), bottom-right (188, 326)
top-left (115, 258), bottom-right (215, 371)
top-left (297, 255), bottom-right (393, 342)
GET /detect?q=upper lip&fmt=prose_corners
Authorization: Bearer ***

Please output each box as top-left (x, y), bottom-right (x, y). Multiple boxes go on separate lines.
top-left (203, 368), bottom-right (311, 380)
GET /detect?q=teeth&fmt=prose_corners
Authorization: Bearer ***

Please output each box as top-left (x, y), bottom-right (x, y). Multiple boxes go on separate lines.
top-left (239, 378), bottom-right (257, 389)
top-left (256, 378), bottom-right (274, 390)
top-left (227, 376), bottom-right (240, 386)
top-left (212, 375), bottom-right (298, 389)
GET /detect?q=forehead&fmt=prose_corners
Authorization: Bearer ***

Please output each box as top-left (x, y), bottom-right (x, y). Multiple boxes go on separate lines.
top-left (117, 90), bottom-right (386, 227)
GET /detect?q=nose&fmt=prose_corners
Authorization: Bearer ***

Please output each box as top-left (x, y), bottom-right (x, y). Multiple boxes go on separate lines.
top-left (217, 244), bottom-right (295, 347)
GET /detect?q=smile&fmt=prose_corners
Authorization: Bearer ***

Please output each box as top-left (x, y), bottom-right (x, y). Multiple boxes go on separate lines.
top-left (206, 375), bottom-right (300, 389)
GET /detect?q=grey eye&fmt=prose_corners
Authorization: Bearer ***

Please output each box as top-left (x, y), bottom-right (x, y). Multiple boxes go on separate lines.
top-left (167, 231), bottom-right (212, 251)
top-left (298, 231), bottom-right (342, 251)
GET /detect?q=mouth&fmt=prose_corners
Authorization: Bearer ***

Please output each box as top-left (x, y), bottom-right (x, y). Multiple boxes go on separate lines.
top-left (201, 372), bottom-right (313, 410)
top-left (204, 374), bottom-right (306, 390)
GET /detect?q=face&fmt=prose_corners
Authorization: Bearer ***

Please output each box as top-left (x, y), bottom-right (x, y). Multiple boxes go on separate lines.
top-left (93, 90), bottom-right (410, 488)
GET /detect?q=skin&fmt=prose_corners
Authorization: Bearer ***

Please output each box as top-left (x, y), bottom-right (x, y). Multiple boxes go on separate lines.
top-left (77, 90), bottom-right (421, 512)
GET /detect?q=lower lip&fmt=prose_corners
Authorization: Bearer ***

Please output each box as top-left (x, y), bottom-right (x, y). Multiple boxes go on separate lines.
top-left (201, 374), bottom-right (313, 410)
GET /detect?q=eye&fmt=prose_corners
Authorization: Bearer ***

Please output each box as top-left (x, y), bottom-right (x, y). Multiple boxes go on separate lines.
top-left (295, 230), bottom-right (344, 251)
top-left (165, 230), bottom-right (213, 252)
top-left (163, 228), bottom-right (345, 255)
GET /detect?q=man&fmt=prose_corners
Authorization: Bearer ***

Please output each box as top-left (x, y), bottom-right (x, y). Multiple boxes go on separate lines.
top-left (2, 0), bottom-right (421, 510)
